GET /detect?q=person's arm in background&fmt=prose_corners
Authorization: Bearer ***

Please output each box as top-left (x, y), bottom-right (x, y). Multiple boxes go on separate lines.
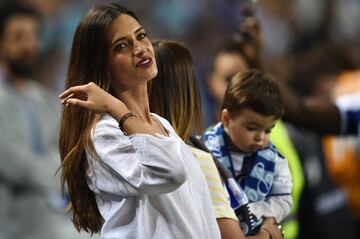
top-left (217, 218), bottom-right (245, 239)
top-left (279, 81), bottom-right (341, 135)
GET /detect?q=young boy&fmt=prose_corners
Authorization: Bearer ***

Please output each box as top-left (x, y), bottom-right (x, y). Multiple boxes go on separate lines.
top-left (204, 69), bottom-right (292, 233)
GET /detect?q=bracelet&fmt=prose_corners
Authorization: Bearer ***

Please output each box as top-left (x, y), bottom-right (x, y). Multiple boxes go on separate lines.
top-left (118, 112), bottom-right (137, 135)
top-left (260, 228), bottom-right (273, 239)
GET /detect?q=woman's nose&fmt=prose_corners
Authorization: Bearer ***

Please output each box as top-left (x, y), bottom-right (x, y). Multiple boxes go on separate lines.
top-left (133, 41), bottom-right (145, 56)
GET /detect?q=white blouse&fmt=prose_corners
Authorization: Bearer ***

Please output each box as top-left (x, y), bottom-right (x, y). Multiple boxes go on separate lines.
top-left (86, 114), bottom-right (221, 239)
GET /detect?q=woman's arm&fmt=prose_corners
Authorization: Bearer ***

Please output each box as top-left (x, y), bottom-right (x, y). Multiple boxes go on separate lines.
top-left (59, 82), bottom-right (161, 136)
top-left (60, 82), bottom-right (187, 196)
top-left (217, 218), bottom-right (245, 239)
top-left (88, 120), bottom-right (187, 196)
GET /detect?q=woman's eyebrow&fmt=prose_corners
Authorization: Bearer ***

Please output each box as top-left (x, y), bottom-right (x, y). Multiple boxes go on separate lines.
top-left (111, 27), bottom-right (145, 46)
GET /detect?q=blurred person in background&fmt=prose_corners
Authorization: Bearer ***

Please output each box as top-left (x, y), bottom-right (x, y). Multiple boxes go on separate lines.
top-left (22, 0), bottom-right (91, 93)
top-left (280, 40), bottom-right (360, 239)
top-left (206, 39), bottom-right (254, 123)
top-left (322, 69), bottom-right (360, 238)
top-left (284, 44), bottom-right (358, 239)
top-left (206, 5), bottom-right (261, 124)
top-left (0, 2), bottom-right (98, 238)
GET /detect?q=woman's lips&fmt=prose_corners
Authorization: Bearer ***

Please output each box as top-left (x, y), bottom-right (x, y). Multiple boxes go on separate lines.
top-left (136, 58), bottom-right (152, 68)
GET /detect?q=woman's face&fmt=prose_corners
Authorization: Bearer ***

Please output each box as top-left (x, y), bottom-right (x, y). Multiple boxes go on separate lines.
top-left (106, 14), bottom-right (157, 92)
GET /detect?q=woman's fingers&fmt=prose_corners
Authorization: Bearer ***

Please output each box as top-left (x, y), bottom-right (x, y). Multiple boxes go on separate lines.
top-left (60, 93), bottom-right (74, 104)
top-left (59, 82), bottom-right (115, 113)
top-left (59, 84), bottom-right (89, 99)
top-left (65, 98), bottom-right (90, 108)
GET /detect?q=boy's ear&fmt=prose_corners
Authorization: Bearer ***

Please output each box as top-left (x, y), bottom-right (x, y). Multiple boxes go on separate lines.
top-left (221, 109), bottom-right (230, 128)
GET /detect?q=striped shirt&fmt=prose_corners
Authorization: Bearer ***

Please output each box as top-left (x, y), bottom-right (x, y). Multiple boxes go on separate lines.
top-left (190, 146), bottom-right (238, 221)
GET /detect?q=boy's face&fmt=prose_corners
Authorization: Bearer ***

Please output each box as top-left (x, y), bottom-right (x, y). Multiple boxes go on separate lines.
top-left (221, 108), bottom-right (278, 153)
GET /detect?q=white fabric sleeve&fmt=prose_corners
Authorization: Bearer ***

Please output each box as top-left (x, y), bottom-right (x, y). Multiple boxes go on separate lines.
top-left (248, 154), bottom-right (293, 223)
top-left (87, 118), bottom-right (188, 196)
top-left (248, 194), bottom-right (292, 223)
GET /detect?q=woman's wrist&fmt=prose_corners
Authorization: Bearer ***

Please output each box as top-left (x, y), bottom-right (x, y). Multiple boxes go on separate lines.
top-left (108, 98), bottom-right (130, 122)
top-left (118, 112), bottom-right (138, 135)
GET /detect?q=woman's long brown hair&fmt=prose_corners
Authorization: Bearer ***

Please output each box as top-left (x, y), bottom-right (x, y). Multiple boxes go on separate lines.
top-left (149, 40), bottom-right (203, 141)
top-left (59, 3), bottom-right (139, 233)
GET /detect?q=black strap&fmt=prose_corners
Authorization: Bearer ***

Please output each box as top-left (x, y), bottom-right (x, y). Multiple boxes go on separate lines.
top-left (188, 135), bottom-right (232, 180)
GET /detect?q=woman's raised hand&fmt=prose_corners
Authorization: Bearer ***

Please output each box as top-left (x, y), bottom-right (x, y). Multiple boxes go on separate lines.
top-left (59, 82), bottom-right (125, 115)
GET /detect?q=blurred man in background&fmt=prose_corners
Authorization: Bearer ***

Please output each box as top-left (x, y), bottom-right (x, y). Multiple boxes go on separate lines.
top-left (0, 2), bottom-right (98, 238)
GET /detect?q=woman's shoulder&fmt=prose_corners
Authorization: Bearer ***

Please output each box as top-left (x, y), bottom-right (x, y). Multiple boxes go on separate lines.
top-left (189, 146), bottom-right (213, 161)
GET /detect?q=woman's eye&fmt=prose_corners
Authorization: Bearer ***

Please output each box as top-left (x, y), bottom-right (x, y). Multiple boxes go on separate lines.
top-left (115, 42), bottom-right (127, 51)
top-left (137, 32), bottom-right (147, 40)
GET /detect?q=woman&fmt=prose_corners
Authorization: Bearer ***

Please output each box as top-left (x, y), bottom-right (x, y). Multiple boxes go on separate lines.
top-left (148, 40), bottom-right (283, 239)
top-left (58, 3), bottom-right (220, 239)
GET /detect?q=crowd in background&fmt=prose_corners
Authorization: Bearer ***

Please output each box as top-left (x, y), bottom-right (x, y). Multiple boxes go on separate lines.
top-left (0, 0), bottom-right (359, 238)
top-left (1, 0), bottom-right (359, 124)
